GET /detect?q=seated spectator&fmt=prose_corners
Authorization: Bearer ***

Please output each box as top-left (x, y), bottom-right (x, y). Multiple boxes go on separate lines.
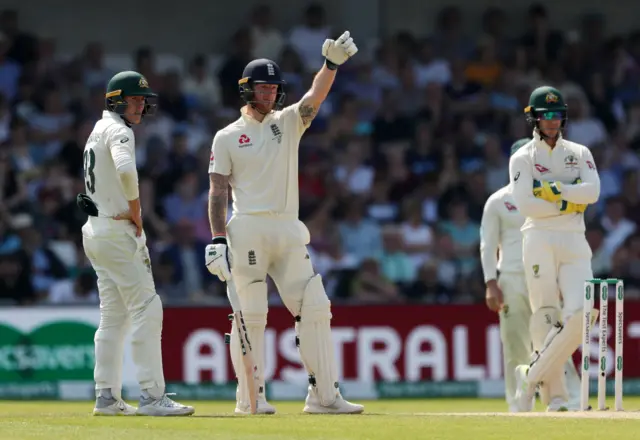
top-left (601, 197), bottom-right (636, 257)
top-left (464, 37), bottom-right (503, 87)
top-left (334, 138), bottom-right (374, 196)
top-left (159, 219), bottom-right (210, 300)
top-left (47, 270), bottom-right (98, 304)
top-left (350, 258), bottom-right (402, 303)
top-left (288, 4), bottom-right (331, 73)
top-left (400, 202), bottom-right (434, 272)
top-left (379, 227), bottom-right (415, 284)
top-left (182, 54), bottom-right (221, 111)
top-left (0, 250), bottom-right (33, 304)
top-left (250, 4), bottom-right (284, 61)
top-left (162, 172), bottom-right (206, 226)
top-left (338, 198), bottom-right (383, 263)
top-left (439, 200), bottom-right (480, 276)
top-left (587, 223), bottom-right (611, 278)
top-left (565, 95), bottom-right (607, 147)
top-left (405, 261), bottom-right (453, 303)
top-left (28, 86), bottom-right (73, 159)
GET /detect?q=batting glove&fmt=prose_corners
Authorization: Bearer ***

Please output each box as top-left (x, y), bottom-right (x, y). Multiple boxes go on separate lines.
top-left (322, 30), bottom-right (358, 70)
top-left (205, 237), bottom-right (231, 282)
top-left (532, 180), bottom-right (563, 203)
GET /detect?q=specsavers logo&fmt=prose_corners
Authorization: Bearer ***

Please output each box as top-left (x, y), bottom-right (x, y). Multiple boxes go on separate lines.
top-left (0, 321), bottom-right (96, 381)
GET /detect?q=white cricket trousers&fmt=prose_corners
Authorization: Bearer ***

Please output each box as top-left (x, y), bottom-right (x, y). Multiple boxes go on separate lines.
top-left (497, 272), bottom-right (532, 411)
top-left (82, 218), bottom-right (165, 399)
top-left (522, 229), bottom-right (593, 319)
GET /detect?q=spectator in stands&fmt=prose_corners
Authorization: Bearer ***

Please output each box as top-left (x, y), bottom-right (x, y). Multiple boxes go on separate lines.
top-left (406, 260), bottom-right (452, 303)
top-left (587, 224), bottom-right (612, 278)
top-left (0, 9), bottom-right (36, 66)
top-left (338, 198), bottom-right (383, 263)
top-left (379, 227), bottom-right (415, 284)
top-left (0, 32), bottom-right (21, 101)
top-left (182, 54), bottom-right (221, 111)
top-left (350, 258), bottom-right (401, 303)
top-left (217, 28), bottom-right (253, 108)
top-left (250, 4), bottom-right (284, 62)
top-left (159, 219), bottom-right (210, 301)
top-left (1, 4), bottom-right (639, 305)
top-left (601, 196), bottom-right (637, 257)
top-left (0, 249), bottom-right (33, 304)
top-left (47, 269), bottom-right (98, 304)
top-left (288, 3), bottom-right (330, 72)
top-left (162, 171), bottom-right (206, 226)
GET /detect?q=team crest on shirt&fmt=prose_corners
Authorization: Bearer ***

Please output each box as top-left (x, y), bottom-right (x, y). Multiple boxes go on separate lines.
top-left (532, 264), bottom-right (540, 278)
top-left (564, 155), bottom-right (579, 169)
top-left (270, 124), bottom-right (283, 144)
top-left (504, 202), bottom-right (518, 212)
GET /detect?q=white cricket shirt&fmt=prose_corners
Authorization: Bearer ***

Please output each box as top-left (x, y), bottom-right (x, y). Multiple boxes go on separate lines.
top-left (480, 185), bottom-right (525, 282)
top-left (209, 103), bottom-right (307, 216)
top-left (83, 111), bottom-right (137, 224)
top-left (509, 134), bottom-right (601, 232)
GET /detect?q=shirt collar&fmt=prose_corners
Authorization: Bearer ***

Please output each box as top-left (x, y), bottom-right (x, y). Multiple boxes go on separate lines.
top-left (240, 106), bottom-right (272, 125)
top-left (103, 110), bottom-right (132, 127)
top-left (532, 129), bottom-right (563, 152)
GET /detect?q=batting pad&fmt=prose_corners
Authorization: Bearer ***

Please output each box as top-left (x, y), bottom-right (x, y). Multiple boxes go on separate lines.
top-left (530, 307), bottom-right (566, 404)
top-left (296, 274), bottom-right (340, 406)
top-left (229, 282), bottom-right (267, 407)
top-left (528, 311), bottom-right (582, 386)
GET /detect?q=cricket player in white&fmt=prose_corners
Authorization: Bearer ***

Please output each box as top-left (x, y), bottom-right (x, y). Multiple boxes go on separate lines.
top-left (80, 71), bottom-right (194, 416)
top-left (509, 86), bottom-right (600, 411)
top-left (204, 31), bottom-right (364, 415)
top-left (481, 138), bottom-right (582, 412)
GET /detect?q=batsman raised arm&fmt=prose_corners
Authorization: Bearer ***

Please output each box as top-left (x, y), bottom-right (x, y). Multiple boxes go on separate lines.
top-left (205, 31), bottom-right (363, 415)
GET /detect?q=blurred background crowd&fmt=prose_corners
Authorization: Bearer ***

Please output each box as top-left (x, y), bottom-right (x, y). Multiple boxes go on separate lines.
top-left (1, 3), bottom-right (640, 306)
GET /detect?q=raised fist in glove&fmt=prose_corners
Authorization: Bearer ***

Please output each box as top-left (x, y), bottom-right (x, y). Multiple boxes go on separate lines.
top-left (532, 180), bottom-right (563, 203)
top-left (205, 237), bottom-right (231, 282)
top-left (322, 30), bottom-right (358, 70)
top-left (558, 200), bottom-right (588, 214)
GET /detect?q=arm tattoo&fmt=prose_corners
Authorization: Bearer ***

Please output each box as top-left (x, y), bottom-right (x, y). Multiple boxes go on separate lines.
top-left (209, 173), bottom-right (229, 237)
top-left (299, 103), bottom-right (318, 127)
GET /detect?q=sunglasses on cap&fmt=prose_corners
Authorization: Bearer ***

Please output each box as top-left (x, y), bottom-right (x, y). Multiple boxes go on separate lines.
top-left (537, 111), bottom-right (564, 120)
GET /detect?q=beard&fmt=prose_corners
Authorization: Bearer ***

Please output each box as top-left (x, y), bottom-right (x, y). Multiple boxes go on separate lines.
top-left (252, 100), bottom-right (276, 114)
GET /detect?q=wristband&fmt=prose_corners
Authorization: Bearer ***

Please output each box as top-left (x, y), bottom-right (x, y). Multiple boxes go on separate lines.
top-left (325, 59), bottom-right (338, 70)
top-left (212, 236), bottom-right (227, 245)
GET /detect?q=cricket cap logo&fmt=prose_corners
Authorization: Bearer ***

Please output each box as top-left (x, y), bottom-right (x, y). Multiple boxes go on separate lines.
top-left (545, 92), bottom-right (559, 104)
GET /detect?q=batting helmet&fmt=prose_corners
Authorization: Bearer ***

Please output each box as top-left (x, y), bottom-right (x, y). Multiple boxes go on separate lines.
top-left (238, 59), bottom-right (286, 111)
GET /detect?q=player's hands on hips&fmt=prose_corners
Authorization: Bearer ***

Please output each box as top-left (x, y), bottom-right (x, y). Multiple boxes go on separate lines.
top-left (322, 31), bottom-right (358, 69)
top-left (532, 180), bottom-right (563, 203)
top-left (113, 206), bottom-right (143, 237)
top-left (485, 280), bottom-right (504, 312)
top-left (205, 239), bottom-right (231, 282)
top-left (557, 200), bottom-right (588, 214)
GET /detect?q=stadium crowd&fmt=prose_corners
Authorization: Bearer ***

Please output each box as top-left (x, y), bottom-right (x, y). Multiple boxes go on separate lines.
top-left (1, 4), bottom-right (640, 306)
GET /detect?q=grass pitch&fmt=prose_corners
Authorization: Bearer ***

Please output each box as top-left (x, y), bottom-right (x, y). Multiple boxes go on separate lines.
top-left (1, 398), bottom-right (639, 440)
